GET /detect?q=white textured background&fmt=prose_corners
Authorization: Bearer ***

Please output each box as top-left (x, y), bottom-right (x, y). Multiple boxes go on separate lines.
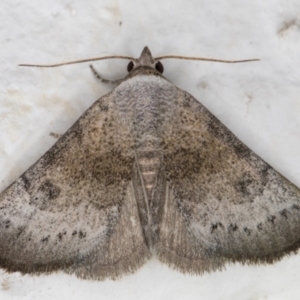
top-left (1, 0), bottom-right (300, 299)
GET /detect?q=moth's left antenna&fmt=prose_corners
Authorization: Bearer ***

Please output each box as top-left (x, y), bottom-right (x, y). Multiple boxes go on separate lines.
top-left (19, 55), bottom-right (134, 68)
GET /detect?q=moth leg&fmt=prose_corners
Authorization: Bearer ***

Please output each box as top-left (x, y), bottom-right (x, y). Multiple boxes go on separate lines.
top-left (49, 132), bottom-right (62, 139)
top-left (89, 65), bottom-right (124, 85)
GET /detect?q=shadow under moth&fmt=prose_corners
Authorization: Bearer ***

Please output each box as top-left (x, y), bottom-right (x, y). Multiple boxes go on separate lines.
top-left (1, 47), bottom-right (299, 280)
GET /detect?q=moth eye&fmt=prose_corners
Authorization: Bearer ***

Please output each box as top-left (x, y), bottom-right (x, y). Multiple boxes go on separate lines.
top-left (127, 61), bottom-right (134, 72)
top-left (155, 61), bottom-right (164, 74)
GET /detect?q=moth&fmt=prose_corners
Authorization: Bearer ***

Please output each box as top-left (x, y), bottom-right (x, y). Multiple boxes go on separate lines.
top-left (1, 47), bottom-right (300, 280)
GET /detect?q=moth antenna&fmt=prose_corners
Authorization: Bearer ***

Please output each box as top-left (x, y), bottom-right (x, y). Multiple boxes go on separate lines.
top-left (155, 55), bottom-right (260, 63)
top-left (19, 55), bottom-right (134, 68)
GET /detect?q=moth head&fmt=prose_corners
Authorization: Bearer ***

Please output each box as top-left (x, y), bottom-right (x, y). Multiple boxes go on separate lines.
top-left (19, 48), bottom-right (259, 77)
top-left (127, 46), bottom-right (164, 74)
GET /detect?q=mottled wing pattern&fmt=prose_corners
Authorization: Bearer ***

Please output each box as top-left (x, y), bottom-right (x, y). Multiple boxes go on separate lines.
top-left (0, 92), bottom-right (150, 280)
top-left (157, 88), bottom-right (300, 273)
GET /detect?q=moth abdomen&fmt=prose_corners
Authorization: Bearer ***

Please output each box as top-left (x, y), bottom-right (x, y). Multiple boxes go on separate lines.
top-left (136, 150), bottom-right (162, 198)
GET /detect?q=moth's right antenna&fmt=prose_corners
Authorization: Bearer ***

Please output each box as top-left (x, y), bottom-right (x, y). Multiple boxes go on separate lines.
top-left (155, 55), bottom-right (259, 63)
